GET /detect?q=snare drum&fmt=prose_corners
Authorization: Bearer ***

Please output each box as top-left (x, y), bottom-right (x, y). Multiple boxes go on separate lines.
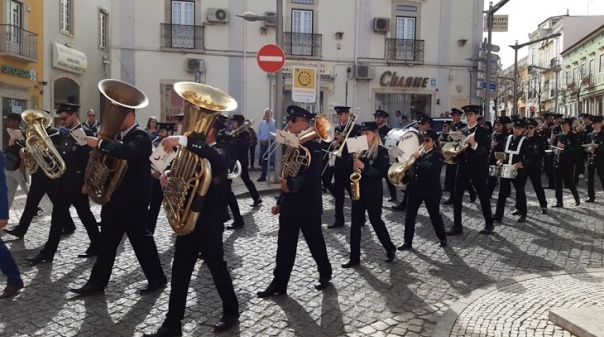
top-left (489, 165), bottom-right (501, 177)
top-left (499, 164), bottom-right (517, 179)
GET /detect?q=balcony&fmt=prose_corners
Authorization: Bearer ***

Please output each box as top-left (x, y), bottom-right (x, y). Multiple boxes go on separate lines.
top-left (386, 38), bottom-right (425, 63)
top-left (160, 23), bottom-right (203, 50)
top-left (0, 24), bottom-right (38, 61)
top-left (283, 32), bottom-right (322, 57)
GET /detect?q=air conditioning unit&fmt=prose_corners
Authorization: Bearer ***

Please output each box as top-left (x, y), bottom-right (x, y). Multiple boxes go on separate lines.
top-left (264, 11), bottom-right (277, 27)
top-left (354, 65), bottom-right (375, 80)
top-left (373, 17), bottom-right (390, 33)
top-left (186, 58), bottom-right (205, 73)
top-left (207, 8), bottom-right (229, 23)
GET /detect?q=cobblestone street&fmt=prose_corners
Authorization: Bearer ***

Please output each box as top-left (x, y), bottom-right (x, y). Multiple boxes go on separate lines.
top-left (1, 169), bottom-right (603, 337)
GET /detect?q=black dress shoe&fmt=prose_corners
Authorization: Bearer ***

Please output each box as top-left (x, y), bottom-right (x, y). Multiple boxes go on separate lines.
top-left (257, 285), bottom-right (287, 298)
top-left (392, 203), bottom-right (406, 211)
top-left (4, 227), bottom-right (25, 239)
top-left (443, 198), bottom-right (454, 205)
top-left (327, 222), bottom-right (344, 229)
top-left (26, 252), bottom-right (52, 264)
top-left (479, 226), bottom-right (494, 235)
top-left (69, 283), bottom-right (105, 296)
top-left (341, 260), bottom-right (360, 268)
top-left (0, 280), bottom-right (24, 299)
top-left (397, 243), bottom-right (412, 251)
top-left (585, 198), bottom-right (595, 203)
top-left (142, 325), bottom-right (183, 337)
top-left (445, 227), bottom-right (463, 236)
top-left (214, 314), bottom-right (240, 332)
top-left (77, 246), bottom-right (98, 258)
top-left (470, 196), bottom-right (477, 203)
top-left (314, 277), bottom-right (331, 290)
top-left (226, 221), bottom-right (245, 230)
top-left (388, 197), bottom-right (397, 202)
top-left (61, 227), bottom-right (76, 236)
top-left (511, 209), bottom-right (521, 215)
top-left (139, 277), bottom-right (168, 295)
top-left (492, 216), bottom-right (502, 223)
top-left (251, 199), bottom-right (263, 207)
top-left (552, 203), bottom-right (563, 208)
top-left (517, 215), bottom-right (527, 223)
top-left (439, 240), bottom-right (448, 248)
top-left (385, 248), bottom-right (396, 262)
top-left (575, 200), bottom-right (581, 206)
top-left (545, 185), bottom-right (555, 190)
top-left (256, 177), bottom-right (266, 182)
top-left (541, 207), bottom-right (547, 214)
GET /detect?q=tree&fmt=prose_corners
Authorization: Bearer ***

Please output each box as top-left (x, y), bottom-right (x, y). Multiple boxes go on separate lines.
top-left (564, 64), bottom-right (591, 114)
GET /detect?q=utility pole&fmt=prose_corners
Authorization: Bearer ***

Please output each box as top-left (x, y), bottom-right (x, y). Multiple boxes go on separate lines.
top-left (483, 0), bottom-right (509, 120)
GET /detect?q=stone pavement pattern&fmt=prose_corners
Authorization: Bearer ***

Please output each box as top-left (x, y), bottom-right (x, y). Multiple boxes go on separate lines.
top-left (0, 168), bottom-right (603, 337)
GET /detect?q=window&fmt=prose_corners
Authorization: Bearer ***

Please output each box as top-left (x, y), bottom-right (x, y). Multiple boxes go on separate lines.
top-left (60, 0), bottom-right (72, 33)
top-left (171, 1), bottom-right (195, 48)
top-left (99, 10), bottom-right (108, 50)
top-left (291, 9), bottom-right (313, 56)
top-left (291, 0), bottom-right (314, 3)
top-left (7, 1), bottom-right (21, 49)
top-left (394, 16), bottom-right (416, 61)
top-left (600, 54), bottom-right (604, 73)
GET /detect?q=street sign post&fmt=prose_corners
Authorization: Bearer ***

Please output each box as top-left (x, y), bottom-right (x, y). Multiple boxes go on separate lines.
top-left (483, 15), bottom-right (508, 32)
top-left (257, 44), bottom-right (286, 73)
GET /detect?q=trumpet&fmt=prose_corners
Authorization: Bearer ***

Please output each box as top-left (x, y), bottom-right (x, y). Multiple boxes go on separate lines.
top-left (262, 126), bottom-right (289, 160)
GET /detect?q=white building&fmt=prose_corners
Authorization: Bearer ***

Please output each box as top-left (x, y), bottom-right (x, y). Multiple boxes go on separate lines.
top-left (110, 0), bottom-right (484, 127)
top-left (43, 0), bottom-right (112, 117)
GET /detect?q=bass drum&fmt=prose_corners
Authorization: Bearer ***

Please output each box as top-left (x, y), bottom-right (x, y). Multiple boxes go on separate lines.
top-left (384, 128), bottom-right (420, 164)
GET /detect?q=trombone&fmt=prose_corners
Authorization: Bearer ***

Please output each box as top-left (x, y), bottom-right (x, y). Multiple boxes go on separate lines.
top-left (262, 126), bottom-right (288, 160)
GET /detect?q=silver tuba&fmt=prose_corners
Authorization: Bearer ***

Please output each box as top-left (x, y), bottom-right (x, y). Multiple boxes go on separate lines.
top-left (21, 109), bottom-right (66, 179)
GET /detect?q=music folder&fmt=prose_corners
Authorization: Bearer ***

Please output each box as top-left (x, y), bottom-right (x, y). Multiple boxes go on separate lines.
top-left (447, 131), bottom-right (464, 142)
top-left (149, 145), bottom-right (177, 173)
top-left (70, 128), bottom-right (88, 146)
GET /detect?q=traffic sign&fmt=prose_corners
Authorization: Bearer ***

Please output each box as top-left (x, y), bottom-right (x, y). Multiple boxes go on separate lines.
top-left (480, 42), bottom-right (500, 53)
top-left (257, 44), bottom-right (285, 73)
top-left (478, 82), bottom-right (497, 90)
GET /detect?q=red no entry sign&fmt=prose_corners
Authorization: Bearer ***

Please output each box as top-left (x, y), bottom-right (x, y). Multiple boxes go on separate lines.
top-left (257, 44), bottom-right (286, 73)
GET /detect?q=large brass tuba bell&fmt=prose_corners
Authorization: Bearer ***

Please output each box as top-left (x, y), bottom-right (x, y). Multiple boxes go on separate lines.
top-left (21, 109), bottom-right (66, 179)
top-left (85, 79), bottom-right (149, 205)
top-left (163, 82), bottom-right (237, 236)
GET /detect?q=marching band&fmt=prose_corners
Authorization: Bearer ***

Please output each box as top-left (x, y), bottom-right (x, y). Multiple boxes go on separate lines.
top-left (2, 78), bottom-right (603, 335)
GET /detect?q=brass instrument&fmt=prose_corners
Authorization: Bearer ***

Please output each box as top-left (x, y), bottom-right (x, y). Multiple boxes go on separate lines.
top-left (334, 112), bottom-right (358, 158)
top-left (226, 119), bottom-right (254, 137)
top-left (388, 145), bottom-right (425, 187)
top-left (442, 133), bottom-right (473, 165)
top-left (262, 126), bottom-right (288, 160)
top-left (85, 79), bottom-right (149, 205)
top-left (227, 160), bottom-right (242, 180)
top-left (21, 109), bottom-right (66, 179)
top-left (163, 82), bottom-right (237, 236)
top-left (350, 152), bottom-right (362, 200)
top-left (280, 115), bottom-right (333, 179)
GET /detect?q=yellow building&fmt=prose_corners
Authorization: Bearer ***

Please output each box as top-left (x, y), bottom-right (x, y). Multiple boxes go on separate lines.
top-left (0, 0), bottom-right (44, 150)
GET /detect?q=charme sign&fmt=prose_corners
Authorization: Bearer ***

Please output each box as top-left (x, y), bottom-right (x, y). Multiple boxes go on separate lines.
top-left (52, 43), bottom-right (87, 74)
top-left (379, 71), bottom-right (429, 88)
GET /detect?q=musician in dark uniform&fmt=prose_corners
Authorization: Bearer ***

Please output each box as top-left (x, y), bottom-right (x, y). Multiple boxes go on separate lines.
top-left (524, 119), bottom-right (548, 214)
top-left (375, 110), bottom-right (397, 202)
top-left (546, 113), bottom-right (563, 189)
top-left (398, 130), bottom-right (447, 250)
top-left (341, 122), bottom-right (396, 268)
top-left (142, 114), bottom-right (240, 336)
top-left (575, 113), bottom-right (593, 184)
top-left (27, 103), bottom-right (100, 263)
top-left (328, 106), bottom-right (360, 228)
top-left (257, 106), bottom-right (332, 297)
top-left (231, 114), bottom-right (262, 207)
top-left (70, 108), bottom-right (166, 296)
top-left (217, 122), bottom-right (246, 229)
top-left (585, 115), bottom-right (604, 202)
top-left (553, 118), bottom-right (581, 207)
top-left (443, 108), bottom-right (476, 204)
top-left (487, 118), bottom-right (510, 198)
top-left (147, 122), bottom-right (174, 234)
top-left (446, 105), bottom-right (494, 235)
top-left (493, 119), bottom-right (529, 223)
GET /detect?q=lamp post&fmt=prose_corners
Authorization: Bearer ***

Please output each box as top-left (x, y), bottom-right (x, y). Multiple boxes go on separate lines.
top-left (510, 33), bottom-right (561, 115)
top-left (237, 3), bottom-right (284, 182)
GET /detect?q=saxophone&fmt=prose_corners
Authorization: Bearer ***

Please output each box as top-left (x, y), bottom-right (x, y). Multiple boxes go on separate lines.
top-left (162, 82), bottom-right (237, 235)
top-left (350, 152), bottom-right (362, 201)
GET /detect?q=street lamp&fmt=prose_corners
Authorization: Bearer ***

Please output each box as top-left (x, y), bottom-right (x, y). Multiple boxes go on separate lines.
top-left (510, 33), bottom-right (561, 115)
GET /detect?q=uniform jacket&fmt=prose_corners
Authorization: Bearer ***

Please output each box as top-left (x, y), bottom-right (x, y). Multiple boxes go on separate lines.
top-left (489, 130), bottom-right (509, 164)
top-left (59, 124), bottom-right (93, 192)
top-left (377, 125), bottom-right (391, 143)
top-left (98, 126), bottom-right (151, 205)
top-left (458, 124), bottom-right (490, 179)
top-left (525, 134), bottom-right (547, 171)
top-left (356, 146), bottom-right (389, 198)
top-left (334, 123), bottom-right (361, 171)
top-left (234, 130), bottom-right (250, 167)
top-left (406, 148), bottom-right (444, 197)
top-left (588, 130), bottom-right (604, 165)
top-left (451, 121), bottom-right (467, 132)
top-left (558, 132), bottom-right (580, 164)
top-left (503, 134), bottom-right (529, 167)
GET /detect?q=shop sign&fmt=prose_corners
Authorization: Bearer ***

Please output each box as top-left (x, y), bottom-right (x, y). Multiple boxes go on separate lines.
top-left (1, 65), bottom-right (32, 79)
top-left (379, 71), bottom-right (429, 88)
top-left (283, 60), bottom-right (331, 76)
top-left (52, 43), bottom-right (87, 74)
top-left (292, 66), bottom-right (316, 103)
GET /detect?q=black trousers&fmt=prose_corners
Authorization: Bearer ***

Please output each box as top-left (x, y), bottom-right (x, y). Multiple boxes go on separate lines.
top-left (444, 164), bottom-right (457, 193)
top-left (404, 194), bottom-right (446, 244)
top-left (164, 221), bottom-right (238, 328)
top-left (239, 161), bottom-right (260, 201)
top-left (545, 153), bottom-right (555, 187)
top-left (555, 162), bottom-right (579, 204)
top-left (17, 176), bottom-right (75, 233)
top-left (89, 203), bottom-right (165, 288)
top-left (453, 173), bottom-right (492, 228)
top-left (322, 164), bottom-right (335, 194)
top-left (575, 151), bottom-right (586, 183)
top-left (587, 162), bottom-right (604, 199)
top-left (526, 168), bottom-right (548, 208)
top-left (271, 215), bottom-right (332, 289)
top-left (43, 188), bottom-right (100, 258)
top-left (147, 178), bottom-right (164, 234)
top-left (385, 178), bottom-right (397, 200)
top-left (333, 169), bottom-right (351, 224)
top-left (494, 169), bottom-right (527, 217)
top-left (349, 195), bottom-right (394, 261)
top-left (225, 179), bottom-right (243, 222)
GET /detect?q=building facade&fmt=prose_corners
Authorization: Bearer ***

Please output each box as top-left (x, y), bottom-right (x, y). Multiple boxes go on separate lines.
top-left (110, 0), bottom-right (484, 127)
top-left (497, 56), bottom-right (528, 116)
top-left (0, 0), bottom-right (43, 150)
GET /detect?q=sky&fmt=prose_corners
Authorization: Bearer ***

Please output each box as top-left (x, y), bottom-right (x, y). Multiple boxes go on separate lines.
top-left (483, 0), bottom-right (604, 68)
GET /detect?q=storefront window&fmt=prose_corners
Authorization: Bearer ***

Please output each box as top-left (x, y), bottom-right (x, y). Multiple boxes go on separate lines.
top-left (374, 92), bottom-right (431, 122)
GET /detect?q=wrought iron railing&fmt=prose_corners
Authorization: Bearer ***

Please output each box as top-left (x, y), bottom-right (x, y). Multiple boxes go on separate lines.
top-left (160, 23), bottom-right (203, 49)
top-left (386, 38), bottom-right (424, 63)
top-left (283, 32), bottom-right (322, 57)
top-left (0, 24), bottom-right (38, 60)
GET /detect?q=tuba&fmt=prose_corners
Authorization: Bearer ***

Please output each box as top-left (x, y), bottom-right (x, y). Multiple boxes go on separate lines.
top-left (280, 115), bottom-right (333, 179)
top-left (350, 152), bottom-right (362, 200)
top-left (163, 82), bottom-right (237, 236)
top-left (21, 109), bottom-right (66, 179)
top-left (85, 79), bottom-right (149, 204)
